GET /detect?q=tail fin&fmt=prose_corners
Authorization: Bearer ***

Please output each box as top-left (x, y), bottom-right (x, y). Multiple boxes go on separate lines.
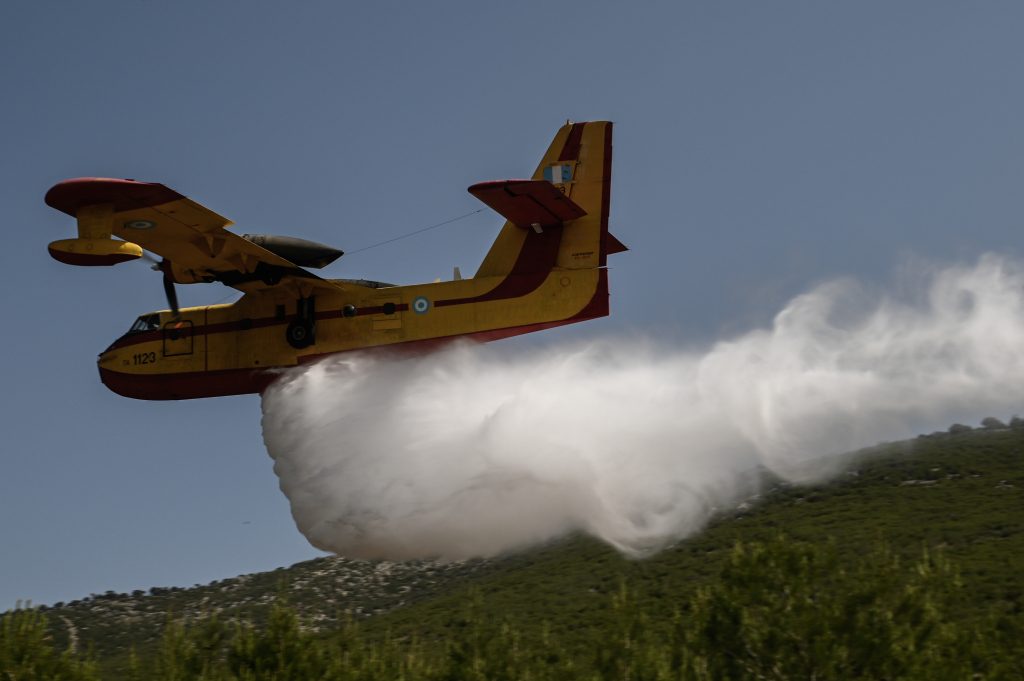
top-left (474, 121), bottom-right (621, 278)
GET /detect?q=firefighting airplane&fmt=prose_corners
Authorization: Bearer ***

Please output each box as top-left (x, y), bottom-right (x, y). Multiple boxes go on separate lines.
top-left (46, 121), bottom-right (625, 400)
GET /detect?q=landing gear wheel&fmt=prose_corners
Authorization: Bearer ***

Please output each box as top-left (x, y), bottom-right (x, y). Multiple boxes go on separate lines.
top-left (286, 320), bottom-right (314, 349)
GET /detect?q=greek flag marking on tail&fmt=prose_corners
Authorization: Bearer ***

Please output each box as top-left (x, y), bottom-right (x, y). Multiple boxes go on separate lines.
top-left (544, 164), bottom-right (573, 184)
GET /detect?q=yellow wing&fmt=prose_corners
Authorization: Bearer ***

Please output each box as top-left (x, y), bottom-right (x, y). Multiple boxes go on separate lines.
top-left (45, 178), bottom-right (343, 295)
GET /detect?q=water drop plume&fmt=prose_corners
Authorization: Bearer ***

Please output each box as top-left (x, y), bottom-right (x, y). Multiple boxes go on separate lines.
top-left (261, 255), bottom-right (1024, 560)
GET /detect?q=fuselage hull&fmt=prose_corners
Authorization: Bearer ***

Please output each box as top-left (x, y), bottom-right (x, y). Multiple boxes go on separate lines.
top-left (98, 268), bottom-right (608, 400)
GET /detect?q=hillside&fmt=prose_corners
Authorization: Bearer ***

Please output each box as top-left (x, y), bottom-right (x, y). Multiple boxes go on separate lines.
top-left (352, 424), bottom-right (1023, 650)
top-left (37, 550), bottom-right (497, 662)
top-left (22, 424), bottom-right (1024, 674)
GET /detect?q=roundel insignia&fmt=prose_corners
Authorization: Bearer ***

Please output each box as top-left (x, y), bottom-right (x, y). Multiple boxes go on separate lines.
top-left (412, 296), bottom-right (431, 314)
top-left (124, 219), bottom-right (156, 229)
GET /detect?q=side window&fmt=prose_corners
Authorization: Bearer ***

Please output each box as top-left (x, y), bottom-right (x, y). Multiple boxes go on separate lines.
top-left (129, 313), bottom-right (161, 333)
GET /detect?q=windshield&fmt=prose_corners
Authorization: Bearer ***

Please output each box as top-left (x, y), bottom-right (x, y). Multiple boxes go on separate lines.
top-left (128, 313), bottom-right (161, 333)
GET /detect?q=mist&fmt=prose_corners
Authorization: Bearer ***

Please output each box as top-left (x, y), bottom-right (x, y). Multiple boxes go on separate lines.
top-left (261, 255), bottom-right (1024, 560)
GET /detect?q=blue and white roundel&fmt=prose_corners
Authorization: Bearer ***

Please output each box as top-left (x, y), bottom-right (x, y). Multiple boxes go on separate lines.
top-left (412, 296), bottom-right (431, 314)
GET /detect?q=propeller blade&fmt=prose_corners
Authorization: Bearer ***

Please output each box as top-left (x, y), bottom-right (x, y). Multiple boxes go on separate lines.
top-left (163, 274), bottom-right (180, 318)
top-left (158, 260), bottom-right (180, 318)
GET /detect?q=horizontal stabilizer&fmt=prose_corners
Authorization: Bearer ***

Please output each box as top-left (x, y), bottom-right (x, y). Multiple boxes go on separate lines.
top-left (468, 180), bottom-right (586, 228)
top-left (605, 232), bottom-right (628, 255)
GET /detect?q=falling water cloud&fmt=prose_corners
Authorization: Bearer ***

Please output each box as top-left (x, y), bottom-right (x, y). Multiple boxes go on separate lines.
top-left (261, 255), bottom-right (1024, 561)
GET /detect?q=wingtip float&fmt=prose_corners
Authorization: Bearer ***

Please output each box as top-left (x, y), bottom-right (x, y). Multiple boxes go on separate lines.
top-left (46, 121), bottom-right (626, 400)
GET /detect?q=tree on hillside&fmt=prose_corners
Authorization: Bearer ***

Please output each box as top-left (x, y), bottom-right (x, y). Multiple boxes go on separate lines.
top-left (0, 606), bottom-right (97, 680)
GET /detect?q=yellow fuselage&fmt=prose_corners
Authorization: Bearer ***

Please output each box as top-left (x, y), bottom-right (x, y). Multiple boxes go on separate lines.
top-left (99, 266), bottom-right (607, 399)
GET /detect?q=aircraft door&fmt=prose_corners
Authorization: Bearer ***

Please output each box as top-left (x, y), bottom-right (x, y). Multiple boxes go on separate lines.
top-left (162, 319), bottom-right (194, 357)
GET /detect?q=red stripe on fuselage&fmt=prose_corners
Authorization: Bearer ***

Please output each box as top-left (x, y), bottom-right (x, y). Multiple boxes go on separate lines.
top-left (434, 227), bottom-right (562, 307)
top-left (99, 365), bottom-right (278, 401)
top-left (105, 303), bottom-right (413, 351)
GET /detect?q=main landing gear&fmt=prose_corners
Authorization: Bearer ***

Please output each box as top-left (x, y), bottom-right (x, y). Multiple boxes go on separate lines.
top-left (286, 297), bottom-right (316, 349)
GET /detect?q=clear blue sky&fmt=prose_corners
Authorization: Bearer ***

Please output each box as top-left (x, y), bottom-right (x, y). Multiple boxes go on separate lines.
top-left (3, 2), bottom-right (1024, 607)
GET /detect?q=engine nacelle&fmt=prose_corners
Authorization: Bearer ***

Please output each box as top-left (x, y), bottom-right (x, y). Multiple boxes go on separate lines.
top-left (48, 238), bottom-right (143, 266)
top-left (242, 234), bottom-right (343, 269)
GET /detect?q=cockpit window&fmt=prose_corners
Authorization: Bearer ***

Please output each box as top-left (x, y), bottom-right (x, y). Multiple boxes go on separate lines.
top-left (128, 313), bottom-right (161, 333)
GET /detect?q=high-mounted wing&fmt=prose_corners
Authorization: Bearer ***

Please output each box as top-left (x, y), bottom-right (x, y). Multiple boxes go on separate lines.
top-left (45, 178), bottom-right (342, 294)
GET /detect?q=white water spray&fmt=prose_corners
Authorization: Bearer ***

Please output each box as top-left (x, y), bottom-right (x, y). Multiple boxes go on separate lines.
top-left (261, 255), bottom-right (1024, 560)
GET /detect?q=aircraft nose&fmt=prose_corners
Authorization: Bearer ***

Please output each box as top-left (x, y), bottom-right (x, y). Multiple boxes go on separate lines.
top-left (98, 345), bottom-right (120, 369)
top-left (100, 332), bottom-right (131, 356)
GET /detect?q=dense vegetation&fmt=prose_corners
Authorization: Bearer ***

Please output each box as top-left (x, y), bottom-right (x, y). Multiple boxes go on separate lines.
top-left (5, 538), bottom-right (1021, 679)
top-left (4, 423), bottom-right (1022, 679)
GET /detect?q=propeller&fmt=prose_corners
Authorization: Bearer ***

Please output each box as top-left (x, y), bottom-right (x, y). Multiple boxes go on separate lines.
top-left (141, 252), bottom-right (180, 318)
top-left (161, 266), bottom-right (180, 318)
